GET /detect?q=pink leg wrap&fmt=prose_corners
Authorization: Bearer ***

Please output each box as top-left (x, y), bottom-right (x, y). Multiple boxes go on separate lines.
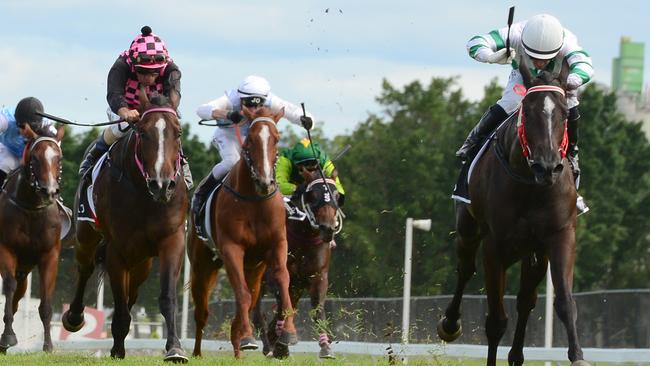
top-left (319, 333), bottom-right (330, 345)
top-left (275, 320), bottom-right (285, 336)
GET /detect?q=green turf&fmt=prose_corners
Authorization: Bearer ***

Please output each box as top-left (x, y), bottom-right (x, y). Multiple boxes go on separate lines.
top-left (2, 352), bottom-right (648, 366)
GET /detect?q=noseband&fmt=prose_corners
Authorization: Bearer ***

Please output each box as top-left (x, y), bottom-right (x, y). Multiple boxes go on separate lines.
top-left (516, 85), bottom-right (569, 162)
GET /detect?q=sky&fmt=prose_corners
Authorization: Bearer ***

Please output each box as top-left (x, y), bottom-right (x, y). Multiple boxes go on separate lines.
top-left (1, 0), bottom-right (649, 143)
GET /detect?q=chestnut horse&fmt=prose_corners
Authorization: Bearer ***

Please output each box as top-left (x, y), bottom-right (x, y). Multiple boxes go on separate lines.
top-left (438, 62), bottom-right (590, 366)
top-left (253, 170), bottom-right (343, 359)
top-left (188, 106), bottom-right (297, 358)
top-left (0, 125), bottom-right (65, 353)
top-left (62, 92), bottom-right (189, 362)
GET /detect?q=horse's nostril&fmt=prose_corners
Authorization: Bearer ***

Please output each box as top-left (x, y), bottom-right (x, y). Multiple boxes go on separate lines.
top-left (531, 164), bottom-right (545, 176)
top-left (553, 163), bottom-right (564, 174)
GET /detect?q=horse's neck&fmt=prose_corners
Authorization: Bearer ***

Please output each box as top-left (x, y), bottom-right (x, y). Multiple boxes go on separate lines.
top-left (229, 160), bottom-right (258, 195)
top-left (12, 168), bottom-right (49, 208)
top-left (110, 133), bottom-right (146, 190)
top-left (497, 115), bottom-right (532, 176)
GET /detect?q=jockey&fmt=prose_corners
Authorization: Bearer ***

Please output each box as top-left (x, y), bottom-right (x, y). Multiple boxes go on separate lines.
top-left (277, 138), bottom-right (345, 205)
top-left (78, 26), bottom-right (191, 186)
top-left (0, 97), bottom-right (57, 186)
top-left (192, 75), bottom-right (315, 227)
top-left (459, 14), bottom-right (593, 212)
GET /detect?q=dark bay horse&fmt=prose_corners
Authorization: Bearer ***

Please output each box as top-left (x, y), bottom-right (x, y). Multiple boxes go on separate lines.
top-left (188, 106), bottom-right (297, 358)
top-left (62, 91), bottom-right (189, 362)
top-left (253, 170), bottom-right (343, 359)
top-left (0, 125), bottom-right (65, 353)
top-left (438, 62), bottom-right (590, 366)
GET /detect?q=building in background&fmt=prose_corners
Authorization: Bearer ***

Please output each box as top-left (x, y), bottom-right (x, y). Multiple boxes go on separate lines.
top-left (612, 37), bottom-right (650, 138)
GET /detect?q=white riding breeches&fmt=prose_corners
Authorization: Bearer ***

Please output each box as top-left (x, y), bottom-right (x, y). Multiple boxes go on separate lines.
top-left (210, 124), bottom-right (250, 181)
top-left (497, 69), bottom-right (579, 114)
top-left (0, 143), bottom-right (20, 173)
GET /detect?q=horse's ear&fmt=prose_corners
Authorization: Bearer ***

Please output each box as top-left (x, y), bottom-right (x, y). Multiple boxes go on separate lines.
top-left (22, 123), bottom-right (38, 140)
top-left (518, 62), bottom-right (533, 88)
top-left (273, 107), bottom-right (285, 123)
top-left (558, 59), bottom-right (570, 89)
top-left (55, 126), bottom-right (65, 141)
top-left (169, 90), bottom-right (180, 111)
top-left (139, 85), bottom-right (150, 111)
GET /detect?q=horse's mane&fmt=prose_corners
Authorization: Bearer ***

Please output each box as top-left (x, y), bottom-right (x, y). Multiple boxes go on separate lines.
top-left (148, 94), bottom-right (171, 108)
top-left (532, 70), bottom-right (563, 89)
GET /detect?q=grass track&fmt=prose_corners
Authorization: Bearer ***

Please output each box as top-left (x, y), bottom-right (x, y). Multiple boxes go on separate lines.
top-left (2, 352), bottom-right (648, 366)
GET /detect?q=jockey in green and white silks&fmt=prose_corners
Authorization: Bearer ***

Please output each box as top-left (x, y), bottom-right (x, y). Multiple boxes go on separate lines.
top-left (458, 14), bottom-right (593, 214)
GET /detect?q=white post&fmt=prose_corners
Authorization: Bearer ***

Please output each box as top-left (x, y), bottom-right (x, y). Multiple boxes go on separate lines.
top-left (544, 262), bottom-right (554, 366)
top-left (22, 273), bottom-right (33, 340)
top-left (401, 218), bottom-right (414, 347)
top-left (181, 248), bottom-right (190, 339)
top-left (401, 218), bottom-right (431, 364)
top-left (97, 274), bottom-right (104, 311)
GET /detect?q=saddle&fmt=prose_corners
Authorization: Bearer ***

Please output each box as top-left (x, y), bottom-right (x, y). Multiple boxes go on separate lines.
top-left (451, 133), bottom-right (495, 204)
top-left (76, 152), bottom-right (110, 227)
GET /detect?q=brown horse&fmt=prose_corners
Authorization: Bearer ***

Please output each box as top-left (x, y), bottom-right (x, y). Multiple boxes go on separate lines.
top-left (188, 106), bottom-right (297, 358)
top-left (62, 91), bottom-right (189, 362)
top-left (253, 169), bottom-right (343, 359)
top-left (438, 62), bottom-right (590, 366)
top-left (0, 125), bottom-right (65, 353)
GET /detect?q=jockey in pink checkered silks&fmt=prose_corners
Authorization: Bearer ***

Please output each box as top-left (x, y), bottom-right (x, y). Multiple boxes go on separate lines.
top-left (78, 26), bottom-right (192, 187)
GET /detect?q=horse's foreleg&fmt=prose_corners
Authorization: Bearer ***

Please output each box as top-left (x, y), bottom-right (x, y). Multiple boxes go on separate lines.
top-left (270, 239), bottom-right (297, 346)
top-left (438, 204), bottom-right (480, 342)
top-left (251, 276), bottom-right (270, 355)
top-left (63, 230), bottom-right (100, 332)
top-left (508, 255), bottom-right (548, 366)
top-left (483, 240), bottom-right (508, 366)
top-left (310, 269), bottom-right (335, 359)
top-left (0, 249), bottom-right (18, 352)
top-left (157, 234), bottom-right (187, 363)
top-left (38, 246), bottom-right (60, 353)
top-left (549, 231), bottom-right (586, 364)
top-left (11, 273), bottom-right (29, 315)
top-left (190, 255), bottom-right (219, 357)
top-left (221, 244), bottom-right (248, 358)
top-left (106, 248), bottom-right (130, 359)
top-left (127, 258), bottom-right (153, 311)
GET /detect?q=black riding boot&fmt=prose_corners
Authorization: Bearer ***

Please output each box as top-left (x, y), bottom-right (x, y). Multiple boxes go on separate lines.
top-left (191, 174), bottom-right (220, 218)
top-left (567, 107), bottom-right (589, 215)
top-left (0, 170), bottom-right (7, 189)
top-left (456, 104), bottom-right (508, 161)
top-left (79, 136), bottom-right (110, 177)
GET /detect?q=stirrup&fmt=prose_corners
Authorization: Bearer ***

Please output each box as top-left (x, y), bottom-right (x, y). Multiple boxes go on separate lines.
top-left (576, 195), bottom-right (590, 216)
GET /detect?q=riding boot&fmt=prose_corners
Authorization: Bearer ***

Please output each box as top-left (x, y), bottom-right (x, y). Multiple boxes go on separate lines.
top-left (192, 173), bottom-right (221, 223)
top-left (78, 136), bottom-right (110, 177)
top-left (456, 104), bottom-right (508, 161)
top-left (567, 107), bottom-right (589, 215)
top-left (0, 170), bottom-right (7, 189)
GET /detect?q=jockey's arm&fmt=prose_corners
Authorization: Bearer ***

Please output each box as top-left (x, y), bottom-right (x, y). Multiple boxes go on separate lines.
top-left (162, 62), bottom-right (182, 101)
top-left (466, 22), bottom-right (524, 64)
top-left (196, 95), bottom-right (232, 121)
top-left (106, 57), bottom-right (131, 114)
top-left (563, 31), bottom-right (594, 89)
top-left (276, 155), bottom-right (297, 196)
top-left (267, 94), bottom-right (315, 129)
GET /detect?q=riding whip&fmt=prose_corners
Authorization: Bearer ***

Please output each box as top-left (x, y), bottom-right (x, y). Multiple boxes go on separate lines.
top-left (506, 6), bottom-right (515, 58)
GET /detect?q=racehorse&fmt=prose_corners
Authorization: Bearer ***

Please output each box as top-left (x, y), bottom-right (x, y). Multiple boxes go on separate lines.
top-left (62, 91), bottom-right (189, 362)
top-left (0, 124), bottom-right (65, 353)
top-left (252, 169), bottom-right (343, 359)
top-left (438, 62), bottom-right (590, 366)
top-left (187, 106), bottom-right (297, 359)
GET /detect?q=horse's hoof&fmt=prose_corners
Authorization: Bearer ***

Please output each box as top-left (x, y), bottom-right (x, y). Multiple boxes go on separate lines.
top-left (62, 310), bottom-right (85, 332)
top-left (239, 336), bottom-right (259, 351)
top-left (262, 343), bottom-right (271, 356)
top-left (571, 361), bottom-right (591, 366)
top-left (164, 347), bottom-right (188, 363)
top-left (110, 347), bottom-right (125, 359)
top-left (437, 317), bottom-right (462, 342)
top-left (0, 333), bottom-right (17, 349)
top-left (273, 343), bottom-right (290, 359)
top-left (265, 351), bottom-right (274, 358)
top-left (319, 344), bottom-right (336, 359)
top-left (277, 330), bottom-right (298, 346)
top-left (43, 342), bottom-right (54, 353)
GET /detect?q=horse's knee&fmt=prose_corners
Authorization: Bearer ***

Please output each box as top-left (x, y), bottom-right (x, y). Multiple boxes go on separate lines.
top-left (2, 276), bottom-right (17, 294)
top-left (38, 302), bottom-right (53, 321)
top-left (485, 314), bottom-right (508, 341)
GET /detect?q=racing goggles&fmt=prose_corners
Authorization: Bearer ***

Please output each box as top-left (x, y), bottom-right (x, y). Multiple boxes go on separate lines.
top-left (241, 96), bottom-right (266, 108)
top-left (134, 53), bottom-right (167, 66)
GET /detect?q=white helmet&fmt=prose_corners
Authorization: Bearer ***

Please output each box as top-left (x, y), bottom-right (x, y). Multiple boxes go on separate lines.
top-left (237, 75), bottom-right (271, 98)
top-left (521, 14), bottom-right (564, 60)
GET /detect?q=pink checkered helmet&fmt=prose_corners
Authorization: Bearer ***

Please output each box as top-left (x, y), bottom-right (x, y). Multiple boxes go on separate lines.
top-left (124, 26), bottom-right (170, 74)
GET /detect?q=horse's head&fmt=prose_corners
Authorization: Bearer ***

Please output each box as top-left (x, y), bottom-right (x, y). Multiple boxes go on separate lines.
top-left (240, 106), bottom-right (282, 196)
top-left (21, 123), bottom-right (65, 202)
top-left (299, 170), bottom-right (343, 242)
top-left (134, 89), bottom-right (182, 202)
top-left (517, 61), bottom-right (570, 185)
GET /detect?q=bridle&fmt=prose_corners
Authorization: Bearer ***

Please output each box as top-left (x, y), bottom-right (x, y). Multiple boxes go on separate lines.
top-left (14, 136), bottom-right (62, 209)
top-left (516, 85), bottom-right (569, 165)
top-left (300, 177), bottom-right (344, 234)
top-left (132, 107), bottom-right (182, 196)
